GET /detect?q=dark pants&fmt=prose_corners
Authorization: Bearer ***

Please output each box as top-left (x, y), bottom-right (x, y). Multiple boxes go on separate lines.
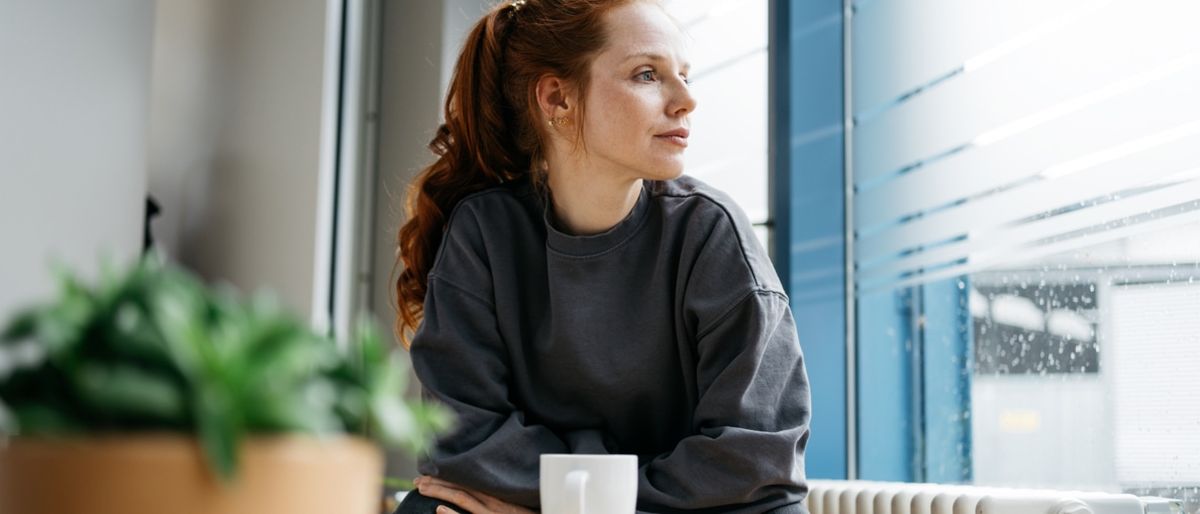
top-left (393, 491), bottom-right (470, 514)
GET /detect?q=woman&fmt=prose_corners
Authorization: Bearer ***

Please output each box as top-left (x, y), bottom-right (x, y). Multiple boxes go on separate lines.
top-left (393, 0), bottom-right (811, 512)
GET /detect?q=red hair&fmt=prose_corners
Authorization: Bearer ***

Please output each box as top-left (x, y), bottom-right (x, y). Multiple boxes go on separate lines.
top-left (394, 0), bottom-right (640, 347)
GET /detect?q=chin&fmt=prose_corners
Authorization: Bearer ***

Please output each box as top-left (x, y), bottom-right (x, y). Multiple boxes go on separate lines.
top-left (638, 159), bottom-right (686, 181)
top-left (661, 167), bottom-right (686, 180)
top-left (638, 167), bottom-right (684, 182)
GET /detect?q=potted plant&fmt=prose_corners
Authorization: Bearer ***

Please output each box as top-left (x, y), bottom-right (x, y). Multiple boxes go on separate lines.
top-left (0, 258), bottom-right (450, 514)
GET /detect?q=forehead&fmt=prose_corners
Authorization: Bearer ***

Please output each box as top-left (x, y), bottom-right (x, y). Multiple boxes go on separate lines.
top-left (597, 2), bottom-right (690, 64)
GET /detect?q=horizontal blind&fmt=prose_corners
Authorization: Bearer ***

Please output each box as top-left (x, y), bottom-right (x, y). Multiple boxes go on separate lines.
top-left (851, 0), bottom-right (1200, 293)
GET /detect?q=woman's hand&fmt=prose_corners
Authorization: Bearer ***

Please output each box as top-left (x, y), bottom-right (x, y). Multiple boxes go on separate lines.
top-left (413, 476), bottom-right (536, 514)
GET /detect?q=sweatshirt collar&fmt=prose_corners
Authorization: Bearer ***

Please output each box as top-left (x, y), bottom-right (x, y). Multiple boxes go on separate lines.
top-left (543, 182), bottom-right (651, 257)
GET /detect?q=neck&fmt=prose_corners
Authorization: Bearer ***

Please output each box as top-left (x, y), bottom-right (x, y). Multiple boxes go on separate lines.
top-left (544, 153), bottom-right (643, 236)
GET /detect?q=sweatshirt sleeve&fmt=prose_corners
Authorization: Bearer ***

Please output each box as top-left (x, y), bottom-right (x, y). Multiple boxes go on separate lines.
top-left (637, 289), bottom-right (812, 513)
top-left (410, 275), bottom-right (567, 507)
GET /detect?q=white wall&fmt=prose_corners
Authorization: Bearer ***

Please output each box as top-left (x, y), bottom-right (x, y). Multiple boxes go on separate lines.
top-left (0, 1), bottom-right (154, 319)
top-left (148, 0), bottom-right (329, 316)
top-left (146, 0), bottom-right (222, 271)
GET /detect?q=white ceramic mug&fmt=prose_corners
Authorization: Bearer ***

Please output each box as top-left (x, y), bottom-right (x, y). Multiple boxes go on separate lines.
top-left (539, 454), bottom-right (637, 514)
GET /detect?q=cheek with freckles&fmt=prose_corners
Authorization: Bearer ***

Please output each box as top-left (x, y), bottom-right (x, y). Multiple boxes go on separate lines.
top-left (584, 87), bottom-right (664, 166)
top-left (577, 64), bottom-right (689, 180)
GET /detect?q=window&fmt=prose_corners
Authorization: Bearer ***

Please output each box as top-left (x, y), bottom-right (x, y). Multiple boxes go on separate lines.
top-left (845, 0), bottom-right (1200, 508)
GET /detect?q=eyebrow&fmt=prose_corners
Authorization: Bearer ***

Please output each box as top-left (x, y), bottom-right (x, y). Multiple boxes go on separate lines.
top-left (622, 52), bottom-right (691, 71)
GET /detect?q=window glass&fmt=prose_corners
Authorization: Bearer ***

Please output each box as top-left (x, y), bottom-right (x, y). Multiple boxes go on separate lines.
top-left (851, 1), bottom-right (1200, 509)
top-left (663, 0), bottom-right (770, 250)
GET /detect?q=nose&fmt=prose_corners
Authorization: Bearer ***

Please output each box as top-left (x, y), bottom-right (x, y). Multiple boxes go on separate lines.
top-left (669, 79), bottom-right (697, 117)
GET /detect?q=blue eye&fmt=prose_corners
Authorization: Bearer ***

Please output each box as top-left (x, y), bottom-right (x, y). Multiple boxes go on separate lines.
top-left (636, 70), bottom-right (656, 82)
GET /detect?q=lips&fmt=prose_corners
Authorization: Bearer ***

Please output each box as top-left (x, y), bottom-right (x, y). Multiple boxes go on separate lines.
top-left (654, 128), bottom-right (690, 147)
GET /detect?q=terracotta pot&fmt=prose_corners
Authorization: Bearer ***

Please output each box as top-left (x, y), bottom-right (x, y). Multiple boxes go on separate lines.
top-left (0, 434), bottom-right (383, 514)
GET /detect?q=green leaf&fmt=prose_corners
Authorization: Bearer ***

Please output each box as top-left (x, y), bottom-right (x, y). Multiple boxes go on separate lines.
top-left (404, 400), bottom-right (455, 454)
top-left (105, 300), bottom-right (168, 357)
top-left (241, 376), bottom-right (342, 434)
top-left (73, 364), bottom-right (185, 422)
top-left (244, 325), bottom-right (335, 385)
top-left (0, 399), bottom-right (15, 434)
top-left (1, 309), bottom-right (38, 344)
top-left (196, 384), bottom-right (240, 481)
top-left (150, 280), bottom-right (210, 380)
top-left (370, 393), bottom-right (417, 448)
top-left (49, 261), bottom-right (90, 303)
top-left (36, 294), bottom-right (93, 356)
top-left (11, 404), bottom-right (81, 435)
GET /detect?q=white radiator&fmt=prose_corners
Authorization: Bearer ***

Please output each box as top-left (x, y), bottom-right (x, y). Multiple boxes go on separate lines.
top-left (805, 480), bottom-right (1180, 514)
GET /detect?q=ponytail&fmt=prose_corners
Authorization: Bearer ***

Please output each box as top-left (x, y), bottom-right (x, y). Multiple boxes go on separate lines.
top-left (394, 6), bottom-right (523, 347)
top-left (394, 0), bottom-right (638, 348)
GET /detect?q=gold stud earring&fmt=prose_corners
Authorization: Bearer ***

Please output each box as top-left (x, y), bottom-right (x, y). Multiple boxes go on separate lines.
top-left (548, 116), bottom-right (570, 128)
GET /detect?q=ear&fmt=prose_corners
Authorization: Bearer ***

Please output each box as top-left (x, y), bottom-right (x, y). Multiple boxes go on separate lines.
top-left (534, 75), bottom-right (576, 121)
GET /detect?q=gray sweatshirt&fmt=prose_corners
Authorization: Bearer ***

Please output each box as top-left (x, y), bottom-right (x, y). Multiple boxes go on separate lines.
top-left (410, 175), bottom-right (811, 513)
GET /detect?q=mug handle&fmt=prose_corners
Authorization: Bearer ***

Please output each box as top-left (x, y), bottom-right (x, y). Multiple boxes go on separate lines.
top-left (565, 470), bottom-right (589, 514)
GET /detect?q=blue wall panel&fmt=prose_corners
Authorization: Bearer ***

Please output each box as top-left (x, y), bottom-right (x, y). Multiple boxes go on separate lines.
top-left (774, 0), bottom-right (847, 480)
top-left (856, 287), bottom-right (915, 481)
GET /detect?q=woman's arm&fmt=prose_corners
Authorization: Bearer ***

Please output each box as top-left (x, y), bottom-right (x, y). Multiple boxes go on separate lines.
top-left (638, 289), bottom-right (811, 512)
top-left (411, 275), bottom-right (569, 507)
